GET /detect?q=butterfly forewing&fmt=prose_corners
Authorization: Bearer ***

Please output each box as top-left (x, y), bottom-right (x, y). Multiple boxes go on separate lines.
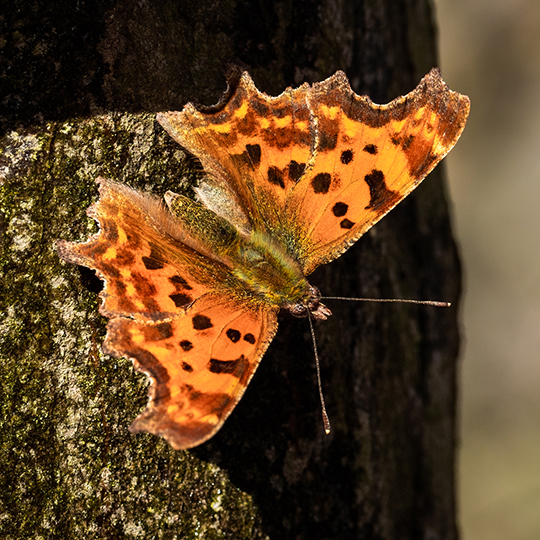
top-left (158, 70), bottom-right (469, 277)
top-left (157, 79), bottom-right (316, 229)
top-left (292, 69), bottom-right (470, 273)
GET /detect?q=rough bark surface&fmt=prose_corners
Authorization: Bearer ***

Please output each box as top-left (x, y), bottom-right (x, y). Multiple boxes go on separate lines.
top-left (0, 1), bottom-right (460, 539)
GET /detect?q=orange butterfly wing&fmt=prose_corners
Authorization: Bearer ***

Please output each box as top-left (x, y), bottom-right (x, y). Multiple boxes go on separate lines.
top-left (57, 178), bottom-right (278, 449)
top-left (105, 296), bottom-right (277, 450)
top-left (158, 69), bottom-right (469, 275)
top-left (157, 77), bottom-right (315, 230)
top-left (291, 70), bottom-right (470, 273)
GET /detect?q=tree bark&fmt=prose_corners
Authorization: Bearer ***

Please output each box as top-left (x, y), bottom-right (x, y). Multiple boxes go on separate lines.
top-left (0, 1), bottom-right (460, 539)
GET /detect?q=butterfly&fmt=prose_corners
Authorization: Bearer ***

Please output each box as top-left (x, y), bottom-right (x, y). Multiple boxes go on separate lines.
top-left (56, 69), bottom-right (469, 450)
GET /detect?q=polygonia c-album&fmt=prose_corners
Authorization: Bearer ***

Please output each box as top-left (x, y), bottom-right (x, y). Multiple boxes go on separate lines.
top-left (57, 69), bottom-right (469, 449)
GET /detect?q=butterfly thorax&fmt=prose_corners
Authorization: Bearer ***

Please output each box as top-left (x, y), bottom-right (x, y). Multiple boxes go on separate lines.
top-left (233, 232), bottom-right (332, 321)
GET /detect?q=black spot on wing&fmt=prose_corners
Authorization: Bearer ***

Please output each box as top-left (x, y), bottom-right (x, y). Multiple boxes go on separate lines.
top-left (143, 244), bottom-right (166, 270)
top-left (288, 161), bottom-right (306, 182)
top-left (245, 144), bottom-right (262, 167)
top-left (142, 256), bottom-right (164, 270)
top-left (311, 173), bottom-right (331, 194)
top-left (192, 314), bottom-right (213, 330)
top-left (181, 362), bottom-right (193, 372)
top-left (226, 329), bottom-right (241, 343)
top-left (243, 333), bottom-right (255, 344)
top-left (363, 169), bottom-right (400, 211)
top-left (169, 293), bottom-right (192, 308)
top-left (267, 166), bottom-right (285, 188)
top-left (180, 340), bottom-right (193, 351)
top-left (340, 149), bottom-right (353, 164)
top-left (364, 169), bottom-right (386, 190)
top-left (332, 202), bottom-right (348, 217)
top-left (340, 219), bottom-right (355, 229)
top-left (208, 356), bottom-right (248, 378)
top-left (141, 243), bottom-right (166, 270)
top-left (363, 144), bottom-right (378, 155)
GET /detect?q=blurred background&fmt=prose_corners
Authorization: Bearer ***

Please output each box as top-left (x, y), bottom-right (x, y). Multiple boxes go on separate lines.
top-left (435, 0), bottom-right (540, 538)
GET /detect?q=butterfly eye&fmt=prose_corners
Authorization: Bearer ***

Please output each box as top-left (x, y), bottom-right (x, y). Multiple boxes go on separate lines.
top-left (308, 285), bottom-right (322, 301)
top-left (288, 303), bottom-right (309, 318)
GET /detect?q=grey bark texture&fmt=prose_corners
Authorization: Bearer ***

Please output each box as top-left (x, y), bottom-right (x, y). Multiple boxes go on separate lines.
top-left (0, 1), bottom-right (461, 539)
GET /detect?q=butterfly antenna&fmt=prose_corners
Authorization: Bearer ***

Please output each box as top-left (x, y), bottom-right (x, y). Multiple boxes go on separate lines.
top-left (321, 297), bottom-right (451, 307)
top-left (308, 312), bottom-right (331, 435)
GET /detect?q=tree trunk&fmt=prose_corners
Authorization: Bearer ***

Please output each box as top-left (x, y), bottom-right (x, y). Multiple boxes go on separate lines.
top-left (0, 1), bottom-right (460, 538)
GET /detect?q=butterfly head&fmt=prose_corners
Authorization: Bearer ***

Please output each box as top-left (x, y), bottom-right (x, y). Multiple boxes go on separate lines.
top-left (284, 285), bottom-right (332, 321)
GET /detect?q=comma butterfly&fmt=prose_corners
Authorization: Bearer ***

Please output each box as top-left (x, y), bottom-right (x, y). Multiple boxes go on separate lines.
top-left (57, 70), bottom-right (469, 449)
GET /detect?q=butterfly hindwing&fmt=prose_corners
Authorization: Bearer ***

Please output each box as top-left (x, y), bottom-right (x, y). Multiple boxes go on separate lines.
top-left (104, 296), bottom-right (278, 450)
top-left (57, 177), bottom-right (279, 449)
